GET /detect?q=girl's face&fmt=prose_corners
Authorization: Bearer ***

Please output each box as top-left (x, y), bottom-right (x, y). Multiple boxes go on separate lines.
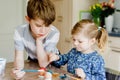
top-left (72, 32), bottom-right (95, 53)
top-left (26, 17), bottom-right (51, 38)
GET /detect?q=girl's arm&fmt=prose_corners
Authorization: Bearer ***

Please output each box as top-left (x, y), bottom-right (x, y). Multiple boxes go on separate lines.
top-left (48, 51), bottom-right (70, 67)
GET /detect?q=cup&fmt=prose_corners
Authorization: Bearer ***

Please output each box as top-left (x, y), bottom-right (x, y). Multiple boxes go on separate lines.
top-left (0, 58), bottom-right (6, 77)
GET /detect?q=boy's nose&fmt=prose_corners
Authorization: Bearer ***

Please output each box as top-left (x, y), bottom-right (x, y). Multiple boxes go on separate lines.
top-left (39, 27), bottom-right (45, 33)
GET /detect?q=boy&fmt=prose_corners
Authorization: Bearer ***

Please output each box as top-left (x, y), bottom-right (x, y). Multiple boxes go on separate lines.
top-left (11, 0), bottom-right (60, 79)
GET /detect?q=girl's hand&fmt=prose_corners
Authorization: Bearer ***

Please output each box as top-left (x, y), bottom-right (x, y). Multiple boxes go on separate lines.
top-left (11, 68), bottom-right (25, 80)
top-left (48, 53), bottom-right (59, 63)
top-left (75, 68), bottom-right (86, 79)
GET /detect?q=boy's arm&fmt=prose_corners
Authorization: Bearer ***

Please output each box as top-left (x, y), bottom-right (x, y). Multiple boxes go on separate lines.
top-left (11, 50), bottom-right (25, 79)
top-left (14, 50), bottom-right (24, 69)
top-left (36, 39), bottom-right (49, 68)
top-left (36, 28), bottom-right (60, 68)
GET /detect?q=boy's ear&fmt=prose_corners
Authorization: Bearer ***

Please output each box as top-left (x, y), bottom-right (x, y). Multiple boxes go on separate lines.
top-left (25, 16), bottom-right (30, 23)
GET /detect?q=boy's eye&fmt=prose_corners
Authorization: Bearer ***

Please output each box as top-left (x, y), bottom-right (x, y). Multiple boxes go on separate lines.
top-left (36, 24), bottom-right (42, 27)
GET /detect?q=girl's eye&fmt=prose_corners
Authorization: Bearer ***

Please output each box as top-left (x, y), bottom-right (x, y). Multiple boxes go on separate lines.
top-left (78, 41), bottom-right (82, 43)
top-left (73, 39), bottom-right (82, 43)
top-left (72, 38), bottom-right (76, 41)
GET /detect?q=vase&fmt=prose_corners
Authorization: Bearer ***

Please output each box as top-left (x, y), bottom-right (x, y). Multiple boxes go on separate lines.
top-left (93, 17), bottom-right (101, 26)
top-left (105, 15), bottom-right (114, 33)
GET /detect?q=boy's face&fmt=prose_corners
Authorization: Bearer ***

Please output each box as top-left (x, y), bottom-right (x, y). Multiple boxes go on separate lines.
top-left (27, 17), bottom-right (51, 38)
top-left (72, 32), bottom-right (95, 53)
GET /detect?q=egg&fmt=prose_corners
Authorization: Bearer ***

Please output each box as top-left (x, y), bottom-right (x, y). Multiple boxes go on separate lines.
top-left (38, 68), bottom-right (46, 76)
top-left (44, 72), bottom-right (52, 80)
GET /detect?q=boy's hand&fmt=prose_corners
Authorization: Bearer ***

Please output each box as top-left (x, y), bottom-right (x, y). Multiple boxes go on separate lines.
top-left (11, 68), bottom-right (25, 80)
top-left (48, 53), bottom-right (59, 63)
top-left (36, 34), bottom-right (47, 41)
top-left (36, 29), bottom-right (50, 41)
top-left (75, 68), bottom-right (86, 79)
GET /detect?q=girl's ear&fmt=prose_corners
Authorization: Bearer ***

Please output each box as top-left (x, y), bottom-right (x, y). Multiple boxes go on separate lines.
top-left (25, 16), bottom-right (30, 23)
top-left (90, 38), bottom-right (96, 45)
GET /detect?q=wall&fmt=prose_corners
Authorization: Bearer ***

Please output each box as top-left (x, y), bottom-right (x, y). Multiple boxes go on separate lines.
top-left (72, 0), bottom-right (98, 26)
top-left (0, 0), bottom-right (24, 62)
top-left (114, 0), bottom-right (120, 29)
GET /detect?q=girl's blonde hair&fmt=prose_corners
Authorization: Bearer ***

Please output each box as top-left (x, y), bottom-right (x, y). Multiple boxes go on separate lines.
top-left (71, 19), bottom-right (108, 52)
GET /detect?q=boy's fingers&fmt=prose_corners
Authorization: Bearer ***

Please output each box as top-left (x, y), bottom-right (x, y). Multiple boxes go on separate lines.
top-left (11, 68), bottom-right (25, 79)
top-left (16, 71), bottom-right (25, 77)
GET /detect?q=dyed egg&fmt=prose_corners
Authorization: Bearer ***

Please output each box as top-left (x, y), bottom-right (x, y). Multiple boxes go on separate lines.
top-left (44, 72), bottom-right (52, 79)
top-left (38, 67), bottom-right (46, 76)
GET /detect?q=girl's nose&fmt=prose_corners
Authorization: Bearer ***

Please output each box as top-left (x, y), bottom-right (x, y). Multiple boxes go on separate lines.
top-left (73, 41), bottom-right (79, 46)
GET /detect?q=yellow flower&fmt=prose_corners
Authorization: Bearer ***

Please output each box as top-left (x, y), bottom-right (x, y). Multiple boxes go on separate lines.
top-left (90, 3), bottom-right (103, 18)
top-left (93, 5), bottom-right (96, 9)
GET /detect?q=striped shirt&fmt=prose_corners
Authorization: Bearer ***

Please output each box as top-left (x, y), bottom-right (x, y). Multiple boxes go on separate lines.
top-left (14, 23), bottom-right (60, 59)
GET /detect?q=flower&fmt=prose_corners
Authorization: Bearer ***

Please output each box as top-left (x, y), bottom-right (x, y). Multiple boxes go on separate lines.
top-left (101, 0), bottom-right (115, 17)
top-left (90, 0), bottom-right (116, 18)
top-left (90, 0), bottom-right (116, 26)
top-left (90, 3), bottom-right (103, 18)
top-left (90, 3), bottom-right (103, 26)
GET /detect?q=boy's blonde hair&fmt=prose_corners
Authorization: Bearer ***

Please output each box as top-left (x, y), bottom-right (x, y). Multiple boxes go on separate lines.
top-left (27, 0), bottom-right (55, 26)
top-left (71, 19), bottom-right (108, 52)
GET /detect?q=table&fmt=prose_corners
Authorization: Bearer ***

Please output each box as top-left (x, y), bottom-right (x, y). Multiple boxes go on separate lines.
top-left (2, 61), bottom-right (82, 80)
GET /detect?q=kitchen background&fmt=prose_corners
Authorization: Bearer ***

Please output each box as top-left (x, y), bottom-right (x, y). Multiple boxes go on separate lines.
top-left (0, 0), bottom-right (98, 62)
top-left (0, 0), bottom-right (120, 79)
